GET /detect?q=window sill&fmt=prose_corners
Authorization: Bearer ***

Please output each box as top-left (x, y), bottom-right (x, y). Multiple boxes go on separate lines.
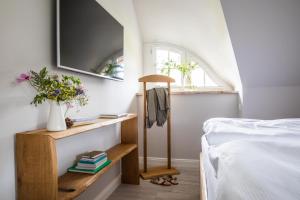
top-left (136, 89), bottom-right (238, 96)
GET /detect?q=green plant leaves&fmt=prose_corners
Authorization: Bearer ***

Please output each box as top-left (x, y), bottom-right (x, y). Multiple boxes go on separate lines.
top-left (26, 67), bottom-right (88, 107)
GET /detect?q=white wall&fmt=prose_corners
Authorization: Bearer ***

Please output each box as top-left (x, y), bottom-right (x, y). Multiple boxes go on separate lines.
top-left (133, 0), bottom-right (242, 91)
top-left (243, 86), bottom-right (300, 119)
top-left (221, 0), bottom-right (300, 119)
top-left (137, 93), bottom-right (239, 159)
top-left (0, 0), bottom-right (142, 199)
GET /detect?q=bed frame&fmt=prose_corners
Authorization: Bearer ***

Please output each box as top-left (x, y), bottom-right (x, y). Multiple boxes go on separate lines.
top-left (200, 153), bottom-right (207, 200)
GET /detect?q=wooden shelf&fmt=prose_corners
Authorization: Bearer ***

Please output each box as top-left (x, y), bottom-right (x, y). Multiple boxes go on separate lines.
top-left (16, 113), bottom-right (139, 200)
top-left (58, 144), bottom-right (137, 200)
top-left (17, 114), bottom-right (137, 140)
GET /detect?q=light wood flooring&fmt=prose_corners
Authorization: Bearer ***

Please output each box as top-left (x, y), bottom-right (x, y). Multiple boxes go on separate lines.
top-left (108, 163), bottom-right (200, 200)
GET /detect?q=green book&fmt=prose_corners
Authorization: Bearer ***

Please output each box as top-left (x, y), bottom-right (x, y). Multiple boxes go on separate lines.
top-left (68, 160), bottom-right (112, 174)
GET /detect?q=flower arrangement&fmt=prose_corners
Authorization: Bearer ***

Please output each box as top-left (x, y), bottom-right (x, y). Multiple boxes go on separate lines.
top-left (161, 61), bottom-right (198, 87)
top-left (17, 67), bottom-right (88, 108)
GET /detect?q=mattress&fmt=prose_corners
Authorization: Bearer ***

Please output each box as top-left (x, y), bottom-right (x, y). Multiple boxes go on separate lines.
top-left (201, 118), bottom-right (300, 200)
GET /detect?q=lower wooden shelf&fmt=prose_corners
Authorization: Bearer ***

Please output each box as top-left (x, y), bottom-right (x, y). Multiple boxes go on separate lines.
top-left (140, 166), bottom-right (180, 180)
top-left (58, 144), bottom-right (137, 200)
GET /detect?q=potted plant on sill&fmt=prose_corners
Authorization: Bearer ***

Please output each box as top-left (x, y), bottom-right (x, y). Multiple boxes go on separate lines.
top-left (161, 61), bottom-right (198, 88)
top-left (17, 67), bottom-right (88, 131)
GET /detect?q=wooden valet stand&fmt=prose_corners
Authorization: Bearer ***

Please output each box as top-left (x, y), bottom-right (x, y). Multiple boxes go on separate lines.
top-left (138, 74), bottom-right (180, 179)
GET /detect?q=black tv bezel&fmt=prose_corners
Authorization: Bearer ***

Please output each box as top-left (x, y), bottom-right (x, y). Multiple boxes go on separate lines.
top-left (56, 0), bottom-right (124, 81)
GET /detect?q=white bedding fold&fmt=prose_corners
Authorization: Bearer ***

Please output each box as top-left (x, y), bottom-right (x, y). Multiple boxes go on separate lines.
top-left (202, 118), bottom-right (300, 200)
top-left (203, 118), bottom-right (300, 145)
top-left (214, 139), bottom-right (300, 200)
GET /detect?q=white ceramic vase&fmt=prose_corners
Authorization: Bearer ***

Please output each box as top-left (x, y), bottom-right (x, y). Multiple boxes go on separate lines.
top-left (47, 100), bottom-right (67, 132)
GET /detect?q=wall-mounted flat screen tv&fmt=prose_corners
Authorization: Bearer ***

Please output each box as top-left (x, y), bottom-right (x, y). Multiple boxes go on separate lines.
top-left (57, 0), bottom-right (124, 80)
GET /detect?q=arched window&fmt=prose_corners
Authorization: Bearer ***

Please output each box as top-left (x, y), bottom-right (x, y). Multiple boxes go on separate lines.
top-left (155, 47), bottom-right (182, 86)
top-left (148, 44), bottom-right (229, 90)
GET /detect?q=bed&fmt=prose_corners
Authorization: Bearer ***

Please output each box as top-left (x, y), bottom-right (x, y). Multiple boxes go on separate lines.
top-left (200, 118), bottom-right (300, 200)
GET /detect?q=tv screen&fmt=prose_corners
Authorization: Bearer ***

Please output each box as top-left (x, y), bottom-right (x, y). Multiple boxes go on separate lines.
top-left (57, 0), bottom-right (124, 80)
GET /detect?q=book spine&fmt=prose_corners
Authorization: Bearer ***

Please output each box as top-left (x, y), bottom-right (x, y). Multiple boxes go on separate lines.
top-left (68, 160), bottom-right (112, 174)
top-left (79, 155), bottom-right (107, 164)
top-left (76, 159), bottom-right (107, 169)
top-left (82, 152), bottom-right (106, 159)
top-left (68, 169), bottom-right (94, 174)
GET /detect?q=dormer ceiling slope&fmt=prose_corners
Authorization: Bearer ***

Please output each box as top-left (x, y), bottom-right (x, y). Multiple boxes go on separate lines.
top-left (221, 0), bottom-right (300, 88)
top-left (133, 0), bottom-right (242, 91)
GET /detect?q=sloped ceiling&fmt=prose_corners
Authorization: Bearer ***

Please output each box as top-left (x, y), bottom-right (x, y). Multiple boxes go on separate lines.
top-left (221, 0), bottom-right (300, 87)
top-left (133, 0), bottom-right (241, 90)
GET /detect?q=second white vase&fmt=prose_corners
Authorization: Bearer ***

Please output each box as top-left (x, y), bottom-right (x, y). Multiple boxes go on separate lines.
top-left (47, 100), bottom-right (66, 132)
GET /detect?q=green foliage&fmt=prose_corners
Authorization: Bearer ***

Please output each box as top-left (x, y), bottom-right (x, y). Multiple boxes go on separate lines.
top-left (103, 63), bottom-right (122, 77)
top-left (23, 67), bottom-right (88, 107)
top-left (175, 62), bottom-right (197, 78)
top-left (161, 61), bottom-right (198, 77)
top-left (161, 61), bottom-right (198, 86)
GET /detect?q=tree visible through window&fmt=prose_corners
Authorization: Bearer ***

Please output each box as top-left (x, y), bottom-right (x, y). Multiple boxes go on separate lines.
top-left (155, 48), bottom-right (219, 89)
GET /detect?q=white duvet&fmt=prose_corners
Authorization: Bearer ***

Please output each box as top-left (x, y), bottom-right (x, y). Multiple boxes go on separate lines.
top-left (203, 118), bottom-right (300, 200)
top-left (204, 118), bottom-right (300, 145)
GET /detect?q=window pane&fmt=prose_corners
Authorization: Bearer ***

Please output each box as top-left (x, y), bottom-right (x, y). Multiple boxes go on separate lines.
top-left (156, 49), bottom-right (168, 66)
top-left (169, 52), bottom-right (181, 65)
top-left (156, 49), bottom-right (182, 83)
top-left (190, 60), bottom-right (197, 66)
top-left (205, 73), bottom-right (218, 87)
top-left (156, 64), bottom-right (166, 74)
top-left (154, 48), bottom-right (223, 89)
top-left (191, 68), bottom-right (205, 87)
top-left (169, 69), bottom-right (181, 86)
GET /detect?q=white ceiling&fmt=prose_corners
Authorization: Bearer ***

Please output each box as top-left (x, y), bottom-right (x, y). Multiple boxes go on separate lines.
top-left (221, 0), bottom-right (300, 88)
top-left (133, 0), bottom-right (242, 90)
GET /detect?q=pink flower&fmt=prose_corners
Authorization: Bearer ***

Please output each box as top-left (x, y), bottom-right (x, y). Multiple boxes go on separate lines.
top-left (16, 73), bottom-right (31, 83)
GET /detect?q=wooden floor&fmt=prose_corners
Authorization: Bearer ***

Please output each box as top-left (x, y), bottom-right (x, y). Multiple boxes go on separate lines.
top-left (108, 163), bottom-right (200, 200)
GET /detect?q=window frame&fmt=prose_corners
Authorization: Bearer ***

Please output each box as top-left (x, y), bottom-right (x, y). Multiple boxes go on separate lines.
top-left (150, 43), bottom-right (232, 91)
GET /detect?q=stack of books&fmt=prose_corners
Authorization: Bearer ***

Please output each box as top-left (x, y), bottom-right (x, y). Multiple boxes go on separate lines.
top-left (68, 151), bottom-right (111, 174)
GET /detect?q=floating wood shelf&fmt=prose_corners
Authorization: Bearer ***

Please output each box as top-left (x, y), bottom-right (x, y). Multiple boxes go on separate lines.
top-left (19, 114), bottom-right (137, 140)
top-left (58, 144), bottom-right (137, 200)
top-left (16, 114), bottom-right (139, 200)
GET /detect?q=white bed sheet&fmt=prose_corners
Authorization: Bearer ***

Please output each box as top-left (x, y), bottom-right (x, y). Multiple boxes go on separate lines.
top-left (202, 118), bottom-right (300, 200)
top-left (203, 118), bottom-right (300, 145)
top-left (201, 136), bottom-right (217, 200)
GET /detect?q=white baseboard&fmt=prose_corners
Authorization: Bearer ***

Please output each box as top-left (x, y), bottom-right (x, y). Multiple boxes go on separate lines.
top-left (93, 174), bottom-right (121, 200)
top-left (139, 156), bottom-right (199, 168)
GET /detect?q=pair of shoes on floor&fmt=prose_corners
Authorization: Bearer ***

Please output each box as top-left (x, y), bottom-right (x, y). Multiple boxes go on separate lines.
top-left (150, 175), bottom-right (179, 186)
